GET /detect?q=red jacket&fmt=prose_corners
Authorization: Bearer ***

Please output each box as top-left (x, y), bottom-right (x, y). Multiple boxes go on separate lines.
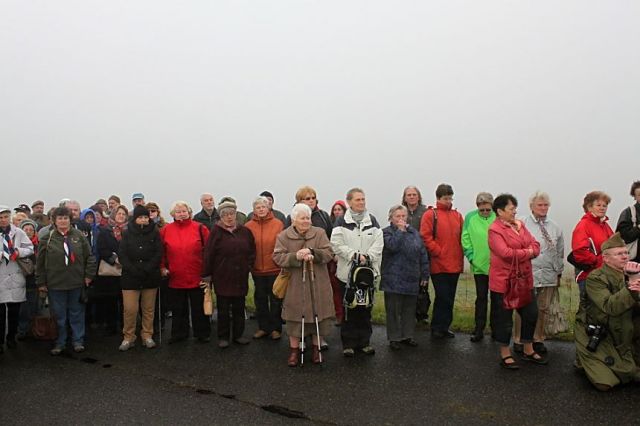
top-left (420, 202), bottom-right (464, 274)
top-left (244, 212), bottom-right (283, 276)
top-left (571, 213), bottom-right (613, 282)
top-left (160, 219), bottom-right (209, 289)
top-left (488, 219), bottom-right (540, 293)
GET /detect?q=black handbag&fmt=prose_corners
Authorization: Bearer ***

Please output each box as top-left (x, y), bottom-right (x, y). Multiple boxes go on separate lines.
top-left (416, 285), bottom-right (431, 321)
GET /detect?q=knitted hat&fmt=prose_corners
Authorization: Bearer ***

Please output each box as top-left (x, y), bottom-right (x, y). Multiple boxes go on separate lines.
top-left (332, 200), bottom-right (347, 210)
top-left (601, 233), bottom-right (626, 252)
top-left (218, 201), bottom-right (237, 216)
top-left (219, 196), bottom-right (236, 205)
top-left (19, 219), bottom-right (38, 231)
top-left (133, 205), bottom-right (150, 220)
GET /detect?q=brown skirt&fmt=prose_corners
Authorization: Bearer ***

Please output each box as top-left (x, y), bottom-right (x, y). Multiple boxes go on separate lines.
top-left (285, 318), bottom-right (334, 338)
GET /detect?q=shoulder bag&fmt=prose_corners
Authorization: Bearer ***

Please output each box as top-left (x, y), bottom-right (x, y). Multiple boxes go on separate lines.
top-left (272, 269), bottom-right (291, 299)
top-left (503, 256), bottom-right (533, 310)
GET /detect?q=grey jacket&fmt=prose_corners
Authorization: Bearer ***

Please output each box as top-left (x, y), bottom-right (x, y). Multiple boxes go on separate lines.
top-left (522, 214), bottom-right (564, 287)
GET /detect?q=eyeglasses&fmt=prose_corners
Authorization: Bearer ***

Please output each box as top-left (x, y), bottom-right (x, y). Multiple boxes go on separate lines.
top-left (478, 208), bottom-right (492, 213)
top-left (148, 209), bottom-right (158, 213)
top-left (303, 196), bottom-right (316, 201)
top-left (608, 251), bottom-right (629, 257)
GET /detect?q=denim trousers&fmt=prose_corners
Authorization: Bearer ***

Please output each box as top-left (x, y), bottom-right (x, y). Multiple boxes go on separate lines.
top-left (49, 287), bottom-right (86, 347)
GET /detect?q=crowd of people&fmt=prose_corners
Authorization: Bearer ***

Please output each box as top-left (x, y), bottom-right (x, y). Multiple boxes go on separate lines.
top-left (1, 181), bottom-right (640, 392)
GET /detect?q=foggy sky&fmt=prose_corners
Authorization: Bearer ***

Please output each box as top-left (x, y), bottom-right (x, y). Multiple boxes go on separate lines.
top-left (2, 0), bottom-right (639, 241)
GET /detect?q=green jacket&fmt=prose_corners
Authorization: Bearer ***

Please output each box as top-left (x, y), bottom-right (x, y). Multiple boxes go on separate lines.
top-left (36, 228), bottom-right (96, 290)
top-left (575, 264), bottom-right (639, 387)
top-left (460, 209), bottom-right (495, 275)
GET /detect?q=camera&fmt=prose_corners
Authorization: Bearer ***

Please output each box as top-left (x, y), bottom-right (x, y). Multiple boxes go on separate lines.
top-left (586, 324), bottom-right (607, 352)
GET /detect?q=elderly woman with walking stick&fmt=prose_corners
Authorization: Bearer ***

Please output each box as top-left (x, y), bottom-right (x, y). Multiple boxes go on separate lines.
top-left (273, 203), bottom-right (334, 367)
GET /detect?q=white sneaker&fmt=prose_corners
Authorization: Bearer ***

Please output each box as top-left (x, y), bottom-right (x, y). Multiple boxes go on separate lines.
top-left (118, 340), bottom-right (135, 351)
top-left (143, 338), bottom-right (156, 349)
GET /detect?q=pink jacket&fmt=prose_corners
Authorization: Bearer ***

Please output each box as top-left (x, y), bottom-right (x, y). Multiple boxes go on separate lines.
top-left (488, 219), bottom-right (540, 294)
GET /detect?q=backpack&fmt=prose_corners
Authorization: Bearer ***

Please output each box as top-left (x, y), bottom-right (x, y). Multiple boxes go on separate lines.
top-left (344, 256), bottom-right (376, 310)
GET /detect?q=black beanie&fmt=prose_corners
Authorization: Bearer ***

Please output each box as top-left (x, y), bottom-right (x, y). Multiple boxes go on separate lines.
top-left (260, 191), bottom-right (274, 200)
top-left (133, 205), bottom-right (150, 221)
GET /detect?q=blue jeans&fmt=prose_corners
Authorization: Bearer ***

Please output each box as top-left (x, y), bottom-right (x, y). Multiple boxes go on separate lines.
top-left (49, 288), bottom-right (86, 347)
top-left (18, 289), bottom-right (39, 335)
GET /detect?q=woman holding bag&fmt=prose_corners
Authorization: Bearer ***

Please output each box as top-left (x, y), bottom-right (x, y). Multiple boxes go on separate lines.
top-left (488, 194), bottom-right (545, 369)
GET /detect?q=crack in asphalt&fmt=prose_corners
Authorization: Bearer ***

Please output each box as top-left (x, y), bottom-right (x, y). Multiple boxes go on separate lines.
top-left (76, 355), bottom-right (337, 425)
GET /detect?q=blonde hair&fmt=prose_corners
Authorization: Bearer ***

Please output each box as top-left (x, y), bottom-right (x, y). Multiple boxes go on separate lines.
top-left (169, 201), bottom-right (193, 218)
top-left (295, 186), bottom-right (317, 203)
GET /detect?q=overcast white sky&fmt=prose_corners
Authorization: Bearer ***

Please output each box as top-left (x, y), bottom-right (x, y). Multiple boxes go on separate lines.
top-left (1, 1), bottom-right (639, 239)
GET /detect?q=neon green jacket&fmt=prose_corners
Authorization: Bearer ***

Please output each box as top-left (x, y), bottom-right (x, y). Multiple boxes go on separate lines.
top-left (461, 209), bottom-right (495, 275)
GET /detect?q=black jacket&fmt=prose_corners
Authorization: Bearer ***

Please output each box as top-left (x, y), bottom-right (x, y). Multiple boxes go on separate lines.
top-left (194, 208), bottom-right (220, 230)
top-left (118, 221), bottom-right (163, 290)
top-left (285, 208), bottom-right (333, 239)
top-left (616, 202), bottom-right (640, 262)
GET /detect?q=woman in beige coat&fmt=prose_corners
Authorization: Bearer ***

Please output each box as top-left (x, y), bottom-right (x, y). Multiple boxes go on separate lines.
top-left (273, 203), bottom-right (334, 367)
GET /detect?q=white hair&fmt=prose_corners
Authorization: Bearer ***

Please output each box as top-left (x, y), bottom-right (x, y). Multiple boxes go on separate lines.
top-left (290, 203), bottom-right (312, 221)
top-left (253, 196), bottom-right (270, 209)
top-left (169, 200), bottom-right (193, 217)
top-left (529, 191), bottom-right (550, 207)
top-left (200, 193), bottom-right (214, 202)
top-left (387, 204), bottom-right (407, 222)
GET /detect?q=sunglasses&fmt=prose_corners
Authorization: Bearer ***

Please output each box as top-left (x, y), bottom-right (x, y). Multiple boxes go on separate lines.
top-left (478, 208), bottom-right (492, 213)
top-left (303, 196), bottom-right (316, 201)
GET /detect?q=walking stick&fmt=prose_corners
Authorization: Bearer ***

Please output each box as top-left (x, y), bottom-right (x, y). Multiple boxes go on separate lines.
top-left (301, 260), bottom-right (307, 366)
top-left (158, 286), bottom-right (162, 345)
top-left (307, 259), bottom-right (322, 363)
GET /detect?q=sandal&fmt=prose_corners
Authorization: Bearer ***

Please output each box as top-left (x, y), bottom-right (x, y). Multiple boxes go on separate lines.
top-left (522, 351), bottom-right (548, 365)
top-left (500, 355), bottom-right (520, 370)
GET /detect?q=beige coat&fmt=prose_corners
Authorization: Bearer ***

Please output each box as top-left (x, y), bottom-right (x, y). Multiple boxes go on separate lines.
top-left (273, 226), bottom-right (335, 322)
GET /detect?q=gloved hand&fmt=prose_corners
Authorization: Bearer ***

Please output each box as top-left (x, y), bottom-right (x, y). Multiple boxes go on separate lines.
top-left (199, 280), bottom-right (210, 289)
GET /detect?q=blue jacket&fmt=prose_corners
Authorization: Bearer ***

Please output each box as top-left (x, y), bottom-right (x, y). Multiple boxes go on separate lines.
top-left (380, 224), bottom-right (430, 296)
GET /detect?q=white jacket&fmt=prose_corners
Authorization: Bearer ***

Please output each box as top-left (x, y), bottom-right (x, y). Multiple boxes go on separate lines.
top-left (0, 225), bottom-right (34, 303)
top-left (522, 214), bottom-right (564, 287)
top-left (330, 210), bottom-right (384, 282)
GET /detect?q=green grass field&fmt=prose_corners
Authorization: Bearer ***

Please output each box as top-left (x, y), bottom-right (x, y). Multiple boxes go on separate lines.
top-left (244, 272), bottom-right (580, 341)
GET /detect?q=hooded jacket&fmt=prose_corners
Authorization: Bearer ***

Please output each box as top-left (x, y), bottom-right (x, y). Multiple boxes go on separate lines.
top-left (330, 209), bottom-right (383, 282)
top-left (160, 219), bottom-right (209, 289)
top-left (461, 209), bottom-right (495, 275)
top-left (571, 213), bottom-right (613, 282)
top-left (420, 202), bottom-right (464, 274)
top-left (118, 220), bottom-right (162, 290)
top-left (244, 211), bottom-right (283, 276)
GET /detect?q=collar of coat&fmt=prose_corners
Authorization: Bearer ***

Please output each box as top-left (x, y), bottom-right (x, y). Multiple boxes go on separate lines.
top-left (284, 225), bottom-right (322, 241)
top-left (343, 209), bottom-right (373, 227)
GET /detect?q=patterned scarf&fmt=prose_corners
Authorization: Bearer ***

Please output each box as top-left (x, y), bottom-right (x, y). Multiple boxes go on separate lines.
top-left (1, 226), bottom-right (18, 264)
top-left (536, 217), bottom-right (555, 250)
top-left (61, 231), bottom-right (76, 266)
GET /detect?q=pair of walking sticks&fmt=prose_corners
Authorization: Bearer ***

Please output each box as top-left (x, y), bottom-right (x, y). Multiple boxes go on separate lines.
top-left (301, 259), bottom-right (322, 366)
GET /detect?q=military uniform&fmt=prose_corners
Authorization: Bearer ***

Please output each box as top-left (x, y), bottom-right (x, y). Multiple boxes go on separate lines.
top-left (575, 264), bottom-right (640, 387)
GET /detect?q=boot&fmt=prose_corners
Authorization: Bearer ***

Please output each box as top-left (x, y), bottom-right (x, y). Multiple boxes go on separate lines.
top-left (287, 347), bottom-right (300, 367)
top-left (312, 345), bottom-right (322, 364)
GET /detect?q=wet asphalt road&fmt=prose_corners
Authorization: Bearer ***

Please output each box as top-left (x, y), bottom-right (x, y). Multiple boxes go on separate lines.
top-left (2, 319), bottom-right (640, 426)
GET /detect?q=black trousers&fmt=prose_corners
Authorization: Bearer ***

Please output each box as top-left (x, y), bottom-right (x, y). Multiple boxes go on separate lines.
top-left (252, 274), bottom-right (282, 333)
top-left (0, 302), bottom-right (20, 344)
top-left (431, 273), bottom-right (460, 333)
top-left (169, 287), bottom-right (211, 339)
top-left (473, 274), bottom-right (494, 333)
top-left (491, 291), bottom-right (538, 346)
top-left (217, 296), bottom-right (246, 341)
top-left (340, 281), bottom-right (372, 349)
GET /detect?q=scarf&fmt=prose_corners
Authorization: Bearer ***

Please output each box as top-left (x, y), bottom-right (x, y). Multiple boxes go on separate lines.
top-left (535, 217), bottom-right (555, 250)
top-left (60, 230), bottom-right (76, 266)
top-left (1, 226), bottom-right (18, 264)
top-left (350, 209), bottom-right (366, 225)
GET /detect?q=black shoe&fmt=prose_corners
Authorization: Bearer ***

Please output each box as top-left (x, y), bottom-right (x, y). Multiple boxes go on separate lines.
top-left (197, 337), bottom-right (211, 343)
top-left (233, 337), bottom-right (250, 345)
top-left (433, 330), bottom-right (455, 339)
top-left (513, 342), bottom-right (524, 353)
top-left (533, 341), bottom-right (547, 354)
top-left (401, 338), bottom-right (418, 347)
top-left (470, 331), bottom-right (484, 343)
top-left (389, 341), bottom-right (401, 351)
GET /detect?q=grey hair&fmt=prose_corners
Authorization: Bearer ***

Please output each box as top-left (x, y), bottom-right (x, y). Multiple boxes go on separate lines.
top-left (253, 196), bottom-right (270, 209)
top-left (475, 192), bottom-right (494, 206)
top-left (346, 187), bottom-right (365, 201)
top-left (290, 203), bottom-right (312, 221)
top-left (63, 199), bottom-right (80, 209)
top-left (169, 200), bottom-right (193, 217)
top-left (200, 193), bottom-right (214, 202)
top-left (529, 191), bottom-right (550, 207)
top-left (387, 204), bottom-right (407, 222)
